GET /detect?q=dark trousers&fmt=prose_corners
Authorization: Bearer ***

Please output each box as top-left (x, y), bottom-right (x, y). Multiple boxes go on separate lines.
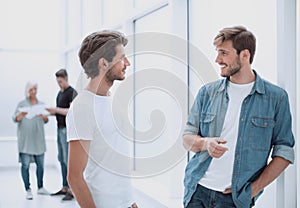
top-left (186, 184), bottom-right (237, 208)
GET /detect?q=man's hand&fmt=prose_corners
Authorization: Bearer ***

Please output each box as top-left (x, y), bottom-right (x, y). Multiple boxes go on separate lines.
top-left (46, 107), bottom-right (57, 115)
top-left (223, 188), bottom-right (232, 195)
top-left (205, 137), bottom-right (228, 158)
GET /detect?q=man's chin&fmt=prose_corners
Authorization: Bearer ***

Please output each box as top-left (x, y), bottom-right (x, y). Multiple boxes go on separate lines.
top-left (220, 72), bottom-right (230, 78)
top-left (116, 76), bottom-right (125, 81)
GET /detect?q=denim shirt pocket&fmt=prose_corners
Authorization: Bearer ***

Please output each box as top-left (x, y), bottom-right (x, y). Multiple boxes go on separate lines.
top-left (249, 116), bottom-right (275, 151)
top-left (199, 112), bottom-right (216, 136)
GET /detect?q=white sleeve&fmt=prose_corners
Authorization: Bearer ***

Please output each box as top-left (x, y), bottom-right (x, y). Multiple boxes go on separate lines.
top-left (66, 103), bottom-right (94, 142)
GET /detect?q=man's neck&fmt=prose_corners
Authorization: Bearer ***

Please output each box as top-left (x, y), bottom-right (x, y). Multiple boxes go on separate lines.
top-left (86, 76), bottom-right (112, 96)
top-left (60, 84), bottom-right (70, 92)
top-left (229, 66), bottom-right (255, 84)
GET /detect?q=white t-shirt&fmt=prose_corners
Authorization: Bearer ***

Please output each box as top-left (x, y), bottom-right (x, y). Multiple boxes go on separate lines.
top-left (67, 90), bottom-right (134, 207)
top-left (199, 81), bottom-right (254, 192)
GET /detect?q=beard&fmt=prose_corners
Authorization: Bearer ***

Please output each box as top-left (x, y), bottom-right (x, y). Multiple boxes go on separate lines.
top-left (105, 68), bottom-right (125, 83)
top-left (221, 58), bottom-right (242, 77)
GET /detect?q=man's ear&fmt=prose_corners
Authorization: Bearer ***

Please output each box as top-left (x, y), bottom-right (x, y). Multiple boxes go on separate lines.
top-left (98, 58), bottom-right (109, 71)
top-left (240, 49), bottom-right (250, 63)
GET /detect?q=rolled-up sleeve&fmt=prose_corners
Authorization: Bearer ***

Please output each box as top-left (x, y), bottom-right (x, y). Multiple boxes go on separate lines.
top-left (271, 91), bottom-right (295, 163)
top-left (272, 145), bottom-right (294, 163)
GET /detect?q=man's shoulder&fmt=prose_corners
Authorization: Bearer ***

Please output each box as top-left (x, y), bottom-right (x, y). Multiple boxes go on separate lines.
top-left (65, 86), bottom-right (77, 94)
top-left (61, 86), bottom-right (78, 101)
top-left (199, 79), bottom-right (224, 94)
top-left (71, 91), bottom-right (94, 107)
top-left (261, 79), bottom-right (287, 97)
top-left (68, 92), bottom-right (95, 125)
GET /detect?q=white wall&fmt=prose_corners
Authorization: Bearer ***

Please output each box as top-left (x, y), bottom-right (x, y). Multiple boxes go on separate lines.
top-left (0, 0), bottom-right (298, 207)
top-left (0, 0), bottom-right (65, 167)
top-left (0, 0), bottom-right (63, 140)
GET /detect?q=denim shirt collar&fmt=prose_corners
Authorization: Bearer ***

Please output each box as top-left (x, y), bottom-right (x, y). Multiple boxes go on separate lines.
top-left (217, 69), bottom-right (265, 95)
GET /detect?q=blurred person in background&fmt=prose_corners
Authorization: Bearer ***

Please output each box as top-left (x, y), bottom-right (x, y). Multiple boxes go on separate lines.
top-left (13, 81), bottom-right (50, 200)
top-left (46, 69), bottom-right (77, 201)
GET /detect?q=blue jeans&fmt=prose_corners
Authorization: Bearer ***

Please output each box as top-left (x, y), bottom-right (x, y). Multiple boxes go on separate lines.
top-left (186, 184), bottom-right (238, 208)
top-left (57, 127), bottom-right (69, 188)
top-left (20, 153), bottom-right (44, 191)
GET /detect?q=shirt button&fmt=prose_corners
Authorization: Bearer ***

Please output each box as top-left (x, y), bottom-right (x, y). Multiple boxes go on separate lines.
top-left (241, 118), bottom-right (244, 122)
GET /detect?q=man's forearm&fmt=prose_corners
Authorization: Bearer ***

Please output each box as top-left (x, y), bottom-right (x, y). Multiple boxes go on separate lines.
top-left (183, 134), bottom-right (206, 152)
top-left (251, 156), bottom-right (291, 198)
top-left (55, 107), bottom-right (69, 116)
top-left (69, 176), bottom-right (96, 208)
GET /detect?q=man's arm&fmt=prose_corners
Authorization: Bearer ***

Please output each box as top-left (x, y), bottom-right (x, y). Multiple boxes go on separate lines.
top-left (251, 156), bottom-right (290, 198)
top-left (46, 107), bottom-right (68, 116)
top-left (249, 91), bottom-right (294, 197)
top-left (223, 156), bottom-right (291, 196)
top-left (183, 134), bottom-right (228, 158)
top-left (68, 140), bottom-right (96, 208)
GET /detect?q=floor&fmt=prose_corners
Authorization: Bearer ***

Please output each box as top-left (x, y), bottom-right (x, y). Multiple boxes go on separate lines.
top-left (0, 166), bottom-right (174, 208)
top-left (0, 166), bottom-right (77, 208)
top-left (0, 164), bottom-right (276, 208)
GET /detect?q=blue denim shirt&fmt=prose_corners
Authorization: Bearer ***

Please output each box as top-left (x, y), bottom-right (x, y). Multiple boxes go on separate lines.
top-left (183, 70), bottom-right (295, 208)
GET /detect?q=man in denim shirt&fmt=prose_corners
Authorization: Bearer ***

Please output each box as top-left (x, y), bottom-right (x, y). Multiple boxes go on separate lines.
top-left (183, 26), bottom-right (294, 208)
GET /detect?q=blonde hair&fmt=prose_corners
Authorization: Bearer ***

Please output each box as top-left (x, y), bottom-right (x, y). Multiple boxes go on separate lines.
top-left (25, 81), bottom-right (38, 97)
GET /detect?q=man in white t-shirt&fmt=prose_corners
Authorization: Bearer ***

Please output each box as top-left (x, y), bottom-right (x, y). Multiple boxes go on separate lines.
top-left (67, 30), bottom-right (138, 208)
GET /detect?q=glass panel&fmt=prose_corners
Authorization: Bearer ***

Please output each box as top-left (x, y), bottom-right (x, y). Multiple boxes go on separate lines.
top-left (132, 5), bottom-right (186, 206)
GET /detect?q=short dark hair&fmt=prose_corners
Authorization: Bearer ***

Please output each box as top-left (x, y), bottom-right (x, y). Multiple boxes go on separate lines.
top-left (55, 69), bottom-right (68, 78)
top-left (78, 30), bottom-right (128, 78)
top-left (214, 26), bottom-right (256, 64)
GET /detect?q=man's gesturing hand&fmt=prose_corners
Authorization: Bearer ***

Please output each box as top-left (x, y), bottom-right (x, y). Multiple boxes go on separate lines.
top-left (204, 137), bottom-right (228, 158)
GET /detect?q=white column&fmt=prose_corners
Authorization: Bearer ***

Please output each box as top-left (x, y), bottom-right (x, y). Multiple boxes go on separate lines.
top-left (276, 0), bottom-right (297, 207)
top-left (297, 0), bottom-right (300, 208)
